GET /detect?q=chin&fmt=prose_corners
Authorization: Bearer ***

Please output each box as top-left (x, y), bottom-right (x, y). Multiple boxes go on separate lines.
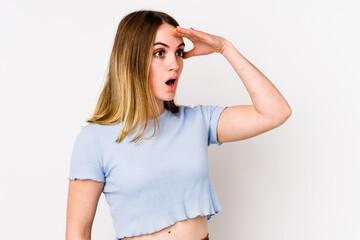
top-left (163, 93), bottom-right (176, 101)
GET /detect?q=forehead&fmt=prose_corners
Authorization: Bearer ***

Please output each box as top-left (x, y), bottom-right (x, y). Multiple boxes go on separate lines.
top-left (154, 23), bottom-right (183, 46)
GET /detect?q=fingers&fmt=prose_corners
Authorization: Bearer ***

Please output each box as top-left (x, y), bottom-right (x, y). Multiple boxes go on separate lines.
top-left (182, 26), bottom-right (197, 34)
top-left (173, 26), bottom-right (196, 38)
top-left (176, 26), bottom-right (191, 34)
top-left (175, 26), bottom-right (211, 44)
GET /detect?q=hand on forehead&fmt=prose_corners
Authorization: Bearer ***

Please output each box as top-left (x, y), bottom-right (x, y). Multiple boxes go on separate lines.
top-left (154, 23), bottom-right (185, 48)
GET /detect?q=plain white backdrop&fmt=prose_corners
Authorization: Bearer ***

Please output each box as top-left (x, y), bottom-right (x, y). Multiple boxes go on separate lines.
top-left (1, 0), bottom-right (359, 239)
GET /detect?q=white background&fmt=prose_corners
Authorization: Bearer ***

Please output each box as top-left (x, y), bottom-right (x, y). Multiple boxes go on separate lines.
top-left (1, 0), bottom-right (359, 239)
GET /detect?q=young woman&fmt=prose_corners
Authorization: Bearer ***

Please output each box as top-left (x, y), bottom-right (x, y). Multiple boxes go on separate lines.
top-left (66, 10), bottom-right (291, 240)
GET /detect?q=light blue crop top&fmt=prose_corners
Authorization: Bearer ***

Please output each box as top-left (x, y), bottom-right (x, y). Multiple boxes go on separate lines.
top-left (67, 104), bottom-right (228, 239)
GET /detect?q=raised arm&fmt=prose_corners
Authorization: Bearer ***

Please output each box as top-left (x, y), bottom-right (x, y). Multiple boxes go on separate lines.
top-left (216, 39), bottom-right (291, 142)
top-left (173, 26), bottom-right (291, 143)
top-left (66, 179), bottom-right (104, 240)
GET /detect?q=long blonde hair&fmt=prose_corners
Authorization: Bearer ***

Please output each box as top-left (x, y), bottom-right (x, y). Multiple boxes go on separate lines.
top-left (86, 10), bottom-right (181, 144)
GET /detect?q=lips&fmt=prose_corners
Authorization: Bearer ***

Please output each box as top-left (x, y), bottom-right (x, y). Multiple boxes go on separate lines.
top-left (165, 76), bottom-right (178, 82)
top-left (165, 76), bottom-right (178, 86)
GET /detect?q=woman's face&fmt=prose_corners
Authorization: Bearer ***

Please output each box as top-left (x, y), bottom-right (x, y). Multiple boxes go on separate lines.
top-left (150, 23), bottom-right (184, 107)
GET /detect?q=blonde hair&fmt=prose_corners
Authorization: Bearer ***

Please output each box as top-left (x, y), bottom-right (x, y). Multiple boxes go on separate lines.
top-left (86, 10), bottom-right (181, 144)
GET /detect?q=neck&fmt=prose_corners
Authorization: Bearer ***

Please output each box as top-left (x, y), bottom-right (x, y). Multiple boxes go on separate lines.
top-left (148, 100), bottom-right (165, 119)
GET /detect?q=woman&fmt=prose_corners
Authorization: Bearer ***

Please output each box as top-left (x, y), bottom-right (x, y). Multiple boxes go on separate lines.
top-left (66, 10), bottom-right (291, 240)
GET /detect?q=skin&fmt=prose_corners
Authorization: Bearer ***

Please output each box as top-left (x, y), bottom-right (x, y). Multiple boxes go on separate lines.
top-left (121, 215), bottom-right (209, 240)
top-left (149, 23), bottom-right (185, 117)
top-left (149, 23), bottom-right (226, 118)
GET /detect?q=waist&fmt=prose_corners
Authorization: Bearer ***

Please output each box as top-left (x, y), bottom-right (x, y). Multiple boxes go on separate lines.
top-left (121, 215), bottom-right (208, 240)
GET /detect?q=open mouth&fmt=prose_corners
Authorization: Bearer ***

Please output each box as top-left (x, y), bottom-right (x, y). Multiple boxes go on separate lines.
top-left (165, 79), bottom-right (176, 86)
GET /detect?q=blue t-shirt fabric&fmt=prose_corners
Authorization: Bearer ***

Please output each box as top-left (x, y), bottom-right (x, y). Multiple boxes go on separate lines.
top-left (67, 104), bottom-right (228, 239)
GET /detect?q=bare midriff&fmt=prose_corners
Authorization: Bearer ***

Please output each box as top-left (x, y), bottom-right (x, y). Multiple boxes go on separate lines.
top-left (120, 215), bottom-right (208, 240)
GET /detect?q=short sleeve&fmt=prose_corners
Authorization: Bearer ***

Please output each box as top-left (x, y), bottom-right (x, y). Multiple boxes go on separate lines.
top-left (198, 105), bottom-right (228, 146)
top-left (67, 126), bottom-right (105, 182)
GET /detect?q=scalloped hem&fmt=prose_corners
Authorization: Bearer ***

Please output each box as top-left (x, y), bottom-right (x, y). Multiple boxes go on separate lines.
top-left (114, 210), bottom-right (221, 240)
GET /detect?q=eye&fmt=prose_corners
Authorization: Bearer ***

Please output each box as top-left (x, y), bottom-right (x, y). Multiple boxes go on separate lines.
top-left (154, 49), bottom-right (165, 58)
top-left (177, 49), bottom-right (185, 58)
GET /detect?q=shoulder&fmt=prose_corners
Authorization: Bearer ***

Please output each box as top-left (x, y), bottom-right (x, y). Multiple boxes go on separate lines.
top-left (180, 104), bottom-right (227, 119)
top-left (176, 105), bottom-right (227, 128)
top-left (80, 122), bottom-right (120, 136)
top-left (175, 105), bottom-right (204, 119)
top-left (74, 123), bottom-right (121, 147)
top-left (178, 104), bottom-right (209, 114)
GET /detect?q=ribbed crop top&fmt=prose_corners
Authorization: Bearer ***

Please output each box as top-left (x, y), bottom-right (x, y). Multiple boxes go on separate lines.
top-left (67, 104), bottom-right (228, 239)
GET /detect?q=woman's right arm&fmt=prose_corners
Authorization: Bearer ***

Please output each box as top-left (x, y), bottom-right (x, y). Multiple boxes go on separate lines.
top-left (66, 179), bottom-right (104, 240)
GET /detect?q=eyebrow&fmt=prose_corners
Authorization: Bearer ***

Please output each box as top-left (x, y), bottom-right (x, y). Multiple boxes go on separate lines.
top-left (154, 42), bottom-right (185, 48)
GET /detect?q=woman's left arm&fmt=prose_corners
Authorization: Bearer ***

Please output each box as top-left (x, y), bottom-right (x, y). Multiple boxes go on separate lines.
top-left (173, 26), bottom-right (292, 143)
top-left (217, 39), bottom-right (292, 142)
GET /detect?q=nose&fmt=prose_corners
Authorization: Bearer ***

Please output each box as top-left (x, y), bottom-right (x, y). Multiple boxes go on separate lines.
top-left (167, 54), bottom-right (180, 72)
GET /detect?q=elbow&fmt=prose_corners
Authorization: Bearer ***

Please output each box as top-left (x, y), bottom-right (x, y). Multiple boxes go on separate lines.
top-left (268, 106), bottom-right (292, 127)
top-left (277, 107), bottom-right (292, 125)
top-left (284, 106), bottom-right (292, 119)
top-left (279, 101), bottom-right (292, 120)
